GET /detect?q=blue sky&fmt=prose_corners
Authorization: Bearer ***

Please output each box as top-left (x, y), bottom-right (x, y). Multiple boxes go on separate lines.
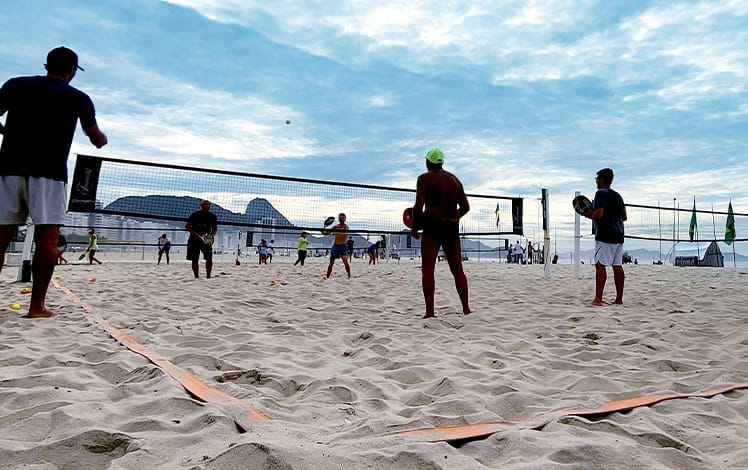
top-left (2, 0), bottom-right (746, 253)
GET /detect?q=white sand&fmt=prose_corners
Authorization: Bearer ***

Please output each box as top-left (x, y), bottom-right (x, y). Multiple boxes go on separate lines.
top-left (1, 255), bottom-right (747, 469)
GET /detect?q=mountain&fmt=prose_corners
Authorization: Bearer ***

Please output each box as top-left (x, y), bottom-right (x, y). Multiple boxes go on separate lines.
top-left (102, 195), bottom-right (293, 227)
top-left (243, 198), bottom-right (292, 226)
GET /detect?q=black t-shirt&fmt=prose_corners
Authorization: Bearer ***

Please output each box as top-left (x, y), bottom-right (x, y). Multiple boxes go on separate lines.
top-left (187, 210), bottom-right (218, 241)
top-left (0, 75), bottom-right (97, 182)
top-left (592, 188), bottom-right (625, 244)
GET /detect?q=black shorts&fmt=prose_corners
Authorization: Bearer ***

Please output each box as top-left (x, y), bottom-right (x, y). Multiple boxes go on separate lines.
top-left (186, 238), bottom-right (212, 261)
top-left (423, 219), bottom-right (459, 245)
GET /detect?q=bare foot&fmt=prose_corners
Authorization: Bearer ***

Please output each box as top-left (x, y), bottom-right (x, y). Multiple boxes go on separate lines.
top-left (26, 308), bottom-right (55, 318)
top-left (463, 309), bottom-right (472, 315)
top-left (614, 299), bottom-right (623, 305)
top-left (591, 299), bottom-right (604, 306)
top-left (422, 312), bottom-right (435, 319)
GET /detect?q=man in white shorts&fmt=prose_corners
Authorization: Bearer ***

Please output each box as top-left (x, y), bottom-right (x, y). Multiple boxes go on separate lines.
top-left (0, 46), bottom-right (107, 318)
top-left (583, 168), bottom-right (627, 306)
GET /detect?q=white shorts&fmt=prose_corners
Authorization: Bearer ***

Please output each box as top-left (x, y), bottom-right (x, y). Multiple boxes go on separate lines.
top-left (0, 176), bottom-right (67, 225)
top-left (594, 241), bottom-right (623, 266)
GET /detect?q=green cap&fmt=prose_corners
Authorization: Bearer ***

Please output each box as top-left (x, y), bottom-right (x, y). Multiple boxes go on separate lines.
top-left (425, 148), bottom-right (444, 164)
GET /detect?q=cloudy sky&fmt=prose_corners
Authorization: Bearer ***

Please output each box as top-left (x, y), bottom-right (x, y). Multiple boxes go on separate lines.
top-left (2, 0), bottom-right (746, 253)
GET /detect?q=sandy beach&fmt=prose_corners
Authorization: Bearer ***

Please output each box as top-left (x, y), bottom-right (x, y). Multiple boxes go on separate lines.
top-left (1, 255), bottom-right (747, 469)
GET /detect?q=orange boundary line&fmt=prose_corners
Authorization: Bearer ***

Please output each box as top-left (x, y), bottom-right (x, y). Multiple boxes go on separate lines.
top-left (399, 383), bottom-right (748, 442)
top-left (53, 280), bottom-right (267, 430)
top-left (51, 280), bottom-right (747, 442)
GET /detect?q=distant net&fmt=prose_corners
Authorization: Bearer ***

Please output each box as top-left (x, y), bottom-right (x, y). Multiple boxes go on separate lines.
top-left (624, 203), bottom-right (746, 243)
top-left (68, 154), bottom-right (522, 240)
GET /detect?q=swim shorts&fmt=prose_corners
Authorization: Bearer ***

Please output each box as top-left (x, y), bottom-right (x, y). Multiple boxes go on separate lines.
top-left (422, 219), bottom-right (459, 245)
top-left (0, 176), bottom-right (67, 225)
top-left (594, 241), bottom-right (623, 266)
top-left (330, 243), bottom-right (348, 259)
top-left (187, 237), bottom-right (213, 261)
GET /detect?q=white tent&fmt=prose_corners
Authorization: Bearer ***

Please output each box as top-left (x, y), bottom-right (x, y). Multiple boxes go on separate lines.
top-left (673, 241), bottom-right (724, 267)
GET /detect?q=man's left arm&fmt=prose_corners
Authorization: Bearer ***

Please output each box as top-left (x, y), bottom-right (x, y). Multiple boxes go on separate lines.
top-left (458, 184), bottom-right (470, 218)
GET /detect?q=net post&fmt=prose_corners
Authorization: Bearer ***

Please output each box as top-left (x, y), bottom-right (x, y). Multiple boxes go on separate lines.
top-left (541, 189), bottom-right (551, 279)
top-left (574, 190), bottom-right (581, 279)
top-left (17, 223), bottom-right (35, 282)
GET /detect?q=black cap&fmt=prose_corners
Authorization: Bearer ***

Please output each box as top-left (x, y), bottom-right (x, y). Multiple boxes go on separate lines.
top-left (46, 46), bottom-right (84, 73)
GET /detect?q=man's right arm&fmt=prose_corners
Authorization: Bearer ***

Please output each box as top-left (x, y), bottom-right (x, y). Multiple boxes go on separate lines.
top-left (185, 220), bottom-right (197, 239)
top-left (413, 175), bottom-right (426, 237)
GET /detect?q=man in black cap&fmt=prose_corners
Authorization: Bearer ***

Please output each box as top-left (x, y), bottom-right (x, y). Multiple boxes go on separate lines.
top-left (0, 46), bottom-right (108, 318)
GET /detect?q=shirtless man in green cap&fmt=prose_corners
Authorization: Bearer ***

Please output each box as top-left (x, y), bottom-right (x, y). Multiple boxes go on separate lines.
top-left (412, 148), bottom-right (471, 318)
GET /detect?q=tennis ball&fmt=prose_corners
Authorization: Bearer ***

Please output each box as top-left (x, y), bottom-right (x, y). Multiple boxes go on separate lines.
top-left (20, 288), bottom-right (32, 294)
top-left (285, 119), bottom-right (291, 125)
top-left (270, 279), bottom-right (277, 286)
top-left (9, 303), bottom-right (21, 311)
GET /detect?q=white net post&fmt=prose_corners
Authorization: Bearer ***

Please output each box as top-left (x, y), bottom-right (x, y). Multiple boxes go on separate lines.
top-left (17, 223), bottom-right (35, 282)
top-left (542, 188), bottom-right (551, 279)
top-left (574, 190), bottom-right (581, 279)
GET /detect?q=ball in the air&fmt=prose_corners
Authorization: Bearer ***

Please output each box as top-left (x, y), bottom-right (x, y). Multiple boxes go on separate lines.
top-left (285, 120), bottom-right (291, 125)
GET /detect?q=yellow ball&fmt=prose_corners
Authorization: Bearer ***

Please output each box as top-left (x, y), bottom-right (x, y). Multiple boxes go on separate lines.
top-left (9, 304), bottom-right (21, 311)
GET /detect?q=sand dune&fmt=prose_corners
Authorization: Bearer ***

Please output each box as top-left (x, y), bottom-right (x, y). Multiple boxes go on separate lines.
top-left (1, 256), bottom-right (746, 469)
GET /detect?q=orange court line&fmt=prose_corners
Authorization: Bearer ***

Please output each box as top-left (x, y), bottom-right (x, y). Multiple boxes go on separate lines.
top-left (400, 383), bottom-right (748, 442)
top-left (51, 281), bottom-right (746, 441)
top-left (53, 280), bottom-right (267, 430)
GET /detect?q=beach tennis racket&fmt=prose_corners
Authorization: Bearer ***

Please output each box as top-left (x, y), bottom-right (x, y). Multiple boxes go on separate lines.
top-left (321, 216), bottom-right (335, 233)
top-left (202, 234), bottom-right (215, 246)
top-left (402, 207), bottom-right (424, 230)
top-left (572, 195), bottom-right (593, 216)
top-left (78, 250), bottom-right (88, 261)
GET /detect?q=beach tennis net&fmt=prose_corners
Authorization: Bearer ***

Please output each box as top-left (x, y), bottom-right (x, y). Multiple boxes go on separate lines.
top-left (624, 202), bottom-right (746, 243)
top-left (68, 154), bottom-right (523, 238)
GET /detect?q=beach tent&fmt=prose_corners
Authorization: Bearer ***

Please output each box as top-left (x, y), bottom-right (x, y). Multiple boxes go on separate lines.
top-left (673, 241), bottom-right (724, 267)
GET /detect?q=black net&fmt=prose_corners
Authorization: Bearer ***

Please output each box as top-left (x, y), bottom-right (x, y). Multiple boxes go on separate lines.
top-left (66, 155), bottom-right (521, 255)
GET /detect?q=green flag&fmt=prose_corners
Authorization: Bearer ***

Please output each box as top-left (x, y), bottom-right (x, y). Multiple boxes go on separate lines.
top-left (688, 199), bottom-right (697, 242)
top-left (725, 201), bottom-right (736, 245)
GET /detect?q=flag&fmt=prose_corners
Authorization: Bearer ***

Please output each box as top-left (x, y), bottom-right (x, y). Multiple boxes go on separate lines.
top-left (725, 201), bottom-right (736, 245)
top-left (495, 202), bottom-right (501, 227)
top-left (688, 199), bottom-right (697, 242)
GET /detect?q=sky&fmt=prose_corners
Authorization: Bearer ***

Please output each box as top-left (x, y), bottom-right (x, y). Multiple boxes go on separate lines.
top-left (2, 0), bottom-right (747, 255)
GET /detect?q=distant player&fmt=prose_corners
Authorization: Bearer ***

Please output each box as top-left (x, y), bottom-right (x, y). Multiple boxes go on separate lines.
top-left (294, 231), bottom-right (308, 266)
top-left (185, 200), bottom-right (218, 278)
top-left (86, 229), bottom-right (102, 265)
top-left (367, 240), bottom-right (378, 265)
top-left (56, 233), bottom-right (68, 265)
top-left (346, 236), bottom-right (354, 262)
top-left (157, 233), bottom-right (171, 265)
top-left (323, 213), bottom-right (351, 278)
